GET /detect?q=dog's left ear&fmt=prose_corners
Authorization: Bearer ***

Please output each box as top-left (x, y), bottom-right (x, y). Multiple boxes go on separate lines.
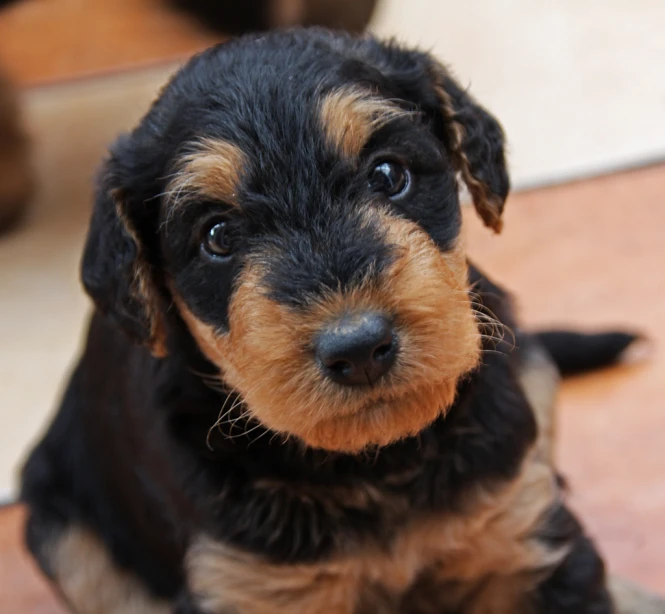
top-left (427, 62), bottom-right (509, 233)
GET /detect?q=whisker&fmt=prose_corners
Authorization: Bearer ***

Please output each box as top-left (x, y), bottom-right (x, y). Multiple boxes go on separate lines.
top-left (247, 427), bottom-right (271, 448)
top-left (225, 420), bottom-right (264, 441)
top-left (206, 384), bottom-right (240, 450)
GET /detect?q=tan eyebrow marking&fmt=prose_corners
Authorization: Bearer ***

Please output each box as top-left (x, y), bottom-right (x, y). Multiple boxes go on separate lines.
top-left (165, 138), bottom-right (248, 211)
top-left (318, 87), bottom-right (415, 159)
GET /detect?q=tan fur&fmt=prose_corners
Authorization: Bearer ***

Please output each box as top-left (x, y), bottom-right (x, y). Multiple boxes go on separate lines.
top-left (47, 525), bottom-right (170, 614)
top-left (408, 572), bottom-right (538, 614)
top-left (517, 339), bottom-right (561, 463)
top-left (433, 79), bottom-right (504, 233)
top-left (176, 209), bottom-right (480, 452)
top-left (187, 455), bottom-right (564, 614)
top-left (319, 88), bottom-right (415, 158)
top-left (165, 138), bottom-right (247, 211)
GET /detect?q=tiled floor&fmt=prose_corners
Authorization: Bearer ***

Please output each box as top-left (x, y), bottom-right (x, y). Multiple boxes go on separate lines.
top-left (0, 65), bottom-right (182, 500)
top-left (1, 165), bottom-right (664, 611)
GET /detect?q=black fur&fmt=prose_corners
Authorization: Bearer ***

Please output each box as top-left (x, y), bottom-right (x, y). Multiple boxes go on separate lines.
top-left (76, 29), bottom-right (505, 343)
top-left (23, 268), bottom-right (538, 592)
top-left (535, 505), bottom-right (613, 612)
top-left (21, 29), bottom-right (623, 614)
top-left (80, 181), bottom-right (155, 346)
top-left (536, 330), bottom-right (640, 376)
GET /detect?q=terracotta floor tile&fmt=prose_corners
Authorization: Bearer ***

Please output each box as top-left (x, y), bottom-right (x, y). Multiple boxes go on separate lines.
top-left (0, 505), bottom-right (67, 613)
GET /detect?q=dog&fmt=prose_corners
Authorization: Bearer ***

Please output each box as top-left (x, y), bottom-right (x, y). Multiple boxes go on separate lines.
top-left (20, 28), bottom-right (664, 614)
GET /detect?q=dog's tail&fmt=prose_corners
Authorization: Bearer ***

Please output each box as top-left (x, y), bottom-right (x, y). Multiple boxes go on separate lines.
top-left (533, 330), bottom-right (647, 377)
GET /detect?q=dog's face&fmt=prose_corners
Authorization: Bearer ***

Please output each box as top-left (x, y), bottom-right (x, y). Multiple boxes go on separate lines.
top-left (81, 30), bottom-right (509, 452)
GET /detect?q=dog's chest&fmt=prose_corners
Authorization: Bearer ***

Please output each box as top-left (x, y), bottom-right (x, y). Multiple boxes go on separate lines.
top-left (187, 460), bottom-right (558, 614)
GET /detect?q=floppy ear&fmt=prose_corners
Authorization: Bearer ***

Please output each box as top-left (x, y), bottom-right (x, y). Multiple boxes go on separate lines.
top-left (429, 63), bottom-right (509, 232)
top-left (350, 39), bottom-right (509, 232)
top-left (81, 156), bottom-right (167, 357)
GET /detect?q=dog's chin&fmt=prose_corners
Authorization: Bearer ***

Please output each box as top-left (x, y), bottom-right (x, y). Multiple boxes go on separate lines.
top-left (284, 376), bottom-right (461, 453)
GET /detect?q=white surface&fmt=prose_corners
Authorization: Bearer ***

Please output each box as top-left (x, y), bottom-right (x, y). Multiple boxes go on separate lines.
top-left (0, 66), bottom-right (178, 499)
top-left (371, 0), bottom-right (665, 189)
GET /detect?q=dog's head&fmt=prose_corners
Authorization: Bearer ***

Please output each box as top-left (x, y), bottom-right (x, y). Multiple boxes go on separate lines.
top-left (81, 29), bottom-right (509, 452)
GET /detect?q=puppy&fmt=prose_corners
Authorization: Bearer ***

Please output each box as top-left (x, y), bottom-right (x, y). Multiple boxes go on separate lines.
top-left (21, 28), bottom-right (662, 614)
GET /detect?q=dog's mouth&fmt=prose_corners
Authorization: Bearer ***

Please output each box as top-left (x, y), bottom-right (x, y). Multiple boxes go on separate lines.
top-left (357, 393), bottom-right (393, 413)
top-left (296, 374), bottom-right (461, 452)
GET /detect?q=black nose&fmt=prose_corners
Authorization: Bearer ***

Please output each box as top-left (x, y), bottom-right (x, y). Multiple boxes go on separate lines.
top-left (316, 313), bottom-right (397, 386)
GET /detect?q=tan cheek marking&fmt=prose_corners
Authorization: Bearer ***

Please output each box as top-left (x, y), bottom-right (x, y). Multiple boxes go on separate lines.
top-left (187, 456), bottom-right (564, 613)
top-left (177, 211), bottom-right (480, 452)
top-left (318, 88), bottom-right (414, 159)
top-left (304, 213), bottom-right (480, 451)
top-left (47, 526), bottom-right (170, 614)
top-left (165, 138), bottom-right (247, 211)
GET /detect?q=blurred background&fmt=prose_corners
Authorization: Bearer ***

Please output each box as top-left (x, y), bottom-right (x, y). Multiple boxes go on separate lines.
top-left (0, 0), bottom-right (663, 607)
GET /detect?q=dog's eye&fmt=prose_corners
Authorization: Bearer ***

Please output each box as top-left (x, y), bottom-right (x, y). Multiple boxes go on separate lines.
top-left (203, 221), bottom-right (233, 258)
top-left (369, 161), bottom-right (410, 198)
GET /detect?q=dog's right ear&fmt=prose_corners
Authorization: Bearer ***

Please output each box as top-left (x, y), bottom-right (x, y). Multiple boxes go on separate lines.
top-left (428, 65), bottom-right (509, 233)
top-left (81, 151), bottom-right (167, 357)
top-left (349, 38), bottom-right (509, 232)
